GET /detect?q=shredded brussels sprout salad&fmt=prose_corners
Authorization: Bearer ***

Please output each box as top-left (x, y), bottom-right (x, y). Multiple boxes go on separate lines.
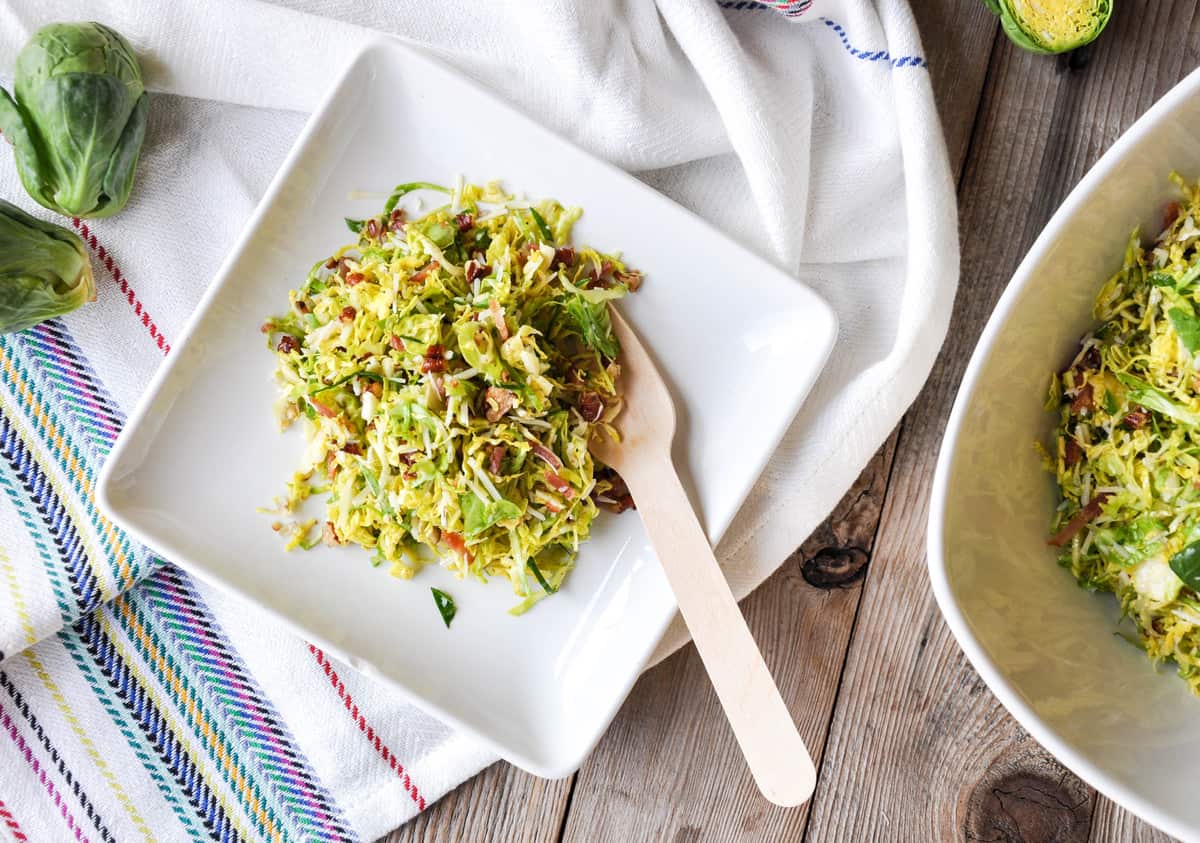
top-left (261, 179), bottom-right (640, 619)
top-left (1047, 173), bottom-right (1200, 692)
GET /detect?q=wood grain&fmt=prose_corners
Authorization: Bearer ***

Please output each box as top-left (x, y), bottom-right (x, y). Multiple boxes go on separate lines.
top-left (383, 3), bottom-right (1200, 840)
top-left (382, 3), bottom-right (999, 841)
top-left (804, 3), bottom-right (1200, 841)
top-left (381, 762), bottom-right (571, 843)
top-left (553, 3), bottom-right (999, 839)
top-left (1089, 798), bottom-right (1180, 843)
top-left (559, 438), bottom-right (896, 843)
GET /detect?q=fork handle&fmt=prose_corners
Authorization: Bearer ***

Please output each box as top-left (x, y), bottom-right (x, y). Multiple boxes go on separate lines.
top-left (628, 455), bottom-right (817, 807)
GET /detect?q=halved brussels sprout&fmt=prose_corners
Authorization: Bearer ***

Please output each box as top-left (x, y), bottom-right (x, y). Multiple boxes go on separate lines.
top-left (0, 22), bottom-right (148, 218)
top-left (985, 0), bottom-right (1113, 54)
top-left (0, 199), bottom-right (95, 334)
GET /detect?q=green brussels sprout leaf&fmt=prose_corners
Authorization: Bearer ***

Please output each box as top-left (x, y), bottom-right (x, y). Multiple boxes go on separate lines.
top-left (0, 91), bottom-right (52, 207)
top-left (0, 22), bottom-right (148, 218)
top-left (102, 94), bottom-right (148, 207)
top-left (0, 199), bottom-right (95, 334)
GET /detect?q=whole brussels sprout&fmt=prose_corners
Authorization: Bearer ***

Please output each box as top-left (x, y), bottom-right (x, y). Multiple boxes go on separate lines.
top-left (984, 0), bottom-right (1112, 54)
top-left (0, 22), bottom-right (148, 218)
top-left (0, 199), bottom-right (95, 334)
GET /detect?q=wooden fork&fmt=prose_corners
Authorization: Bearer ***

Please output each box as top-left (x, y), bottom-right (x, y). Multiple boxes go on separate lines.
top-left (589, 307), bottom-right (817, 807)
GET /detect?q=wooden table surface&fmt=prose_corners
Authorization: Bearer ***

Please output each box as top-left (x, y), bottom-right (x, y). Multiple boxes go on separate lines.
top-left (381, 3), bottom-right (1198, 841)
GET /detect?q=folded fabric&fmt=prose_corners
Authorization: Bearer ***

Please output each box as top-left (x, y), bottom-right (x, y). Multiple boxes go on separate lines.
top-left (0, 0), bottom-right (957, 839)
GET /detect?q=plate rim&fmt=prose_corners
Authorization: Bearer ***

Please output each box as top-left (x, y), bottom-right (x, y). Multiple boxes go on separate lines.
top-left (97, 35), bottom-right (837, 778)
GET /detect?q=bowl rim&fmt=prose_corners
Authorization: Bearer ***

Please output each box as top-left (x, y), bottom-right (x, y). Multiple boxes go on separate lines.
top-left (927, 65), bottom-right (1200, 843)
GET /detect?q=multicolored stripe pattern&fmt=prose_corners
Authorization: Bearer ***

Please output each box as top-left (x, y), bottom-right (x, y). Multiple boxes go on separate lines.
top-left (0, 276), bottom-right (372, 839)
top-left (0, 4), bottom-right (927, 838)
top-left (718, 0), bottom-right (813, 17)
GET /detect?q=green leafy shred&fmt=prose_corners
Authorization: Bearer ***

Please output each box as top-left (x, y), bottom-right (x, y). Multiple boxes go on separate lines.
top-left (263, 179), bottom-right (643, 615)
top-left (431, 587), bottom-right (456, 627)
top-left (564, 295), bottom-right (619, 359)
top-left (527, 558), bottom-right (557, 594)
top-left (528, 207), bottom-right (554, 243)
top-left (1047, 172), bottom-right (1200, 693)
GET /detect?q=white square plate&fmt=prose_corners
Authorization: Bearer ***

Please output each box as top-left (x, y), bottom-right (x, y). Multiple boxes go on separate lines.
top-left (98, 38), bottom-right (837, 777)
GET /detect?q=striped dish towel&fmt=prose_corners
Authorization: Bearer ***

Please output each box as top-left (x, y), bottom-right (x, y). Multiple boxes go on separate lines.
top-left (0, 0), bottom-right (956, 839)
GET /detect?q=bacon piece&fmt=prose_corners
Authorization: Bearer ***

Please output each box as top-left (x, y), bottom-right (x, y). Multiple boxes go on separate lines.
top-left (594, 468), bottom-right (635, 513)
top-left (489, 445), bottom-right (506, 475)
top-left (586, 259), bottom-right (618, 289)
top-left (528, 438), bottom-right (563, 470)
top-left (615, 269), bottom-right (643, 291)
top-left (1070, 383), bottom-right (1094, 414)
top-left (294, 299), bottom-right (309, 314)
top-left (1048, 493), bottom-right (1111, 547)
top-left (324, 257), bottom-right (339, 270)
top-left (389, 334), bottom-right (405, 351)
top-left (552, 247), bottom-right (575, 268)
top-left (365, 218), bottom-right (381, 239)
top-left (578, 391), bottom-right (604, 423)
top-left (1123, 408), bottom-right (1150, 430)
top-left (309, 397), bottom-right (338, 418)
top-left (1077, 346), bottom-right (1101, 372)
top-left (421, 344), bottom-right (446, 374)
top-left (276, 335), bottom-right (300, 354)
top-left (484, 386), bottom-right (517, 422)
top-left (489, 298), bottom-right (510, 341)
top-left (346, 272), bottom-right (366, 285)
top-left (465, 259), bottom-right (491, 284)
top-left (389, 209), bottom-right (406, 233)
top-left (1063, 437), bottom-right (1082, 468)
top-left (443, 531), bottom-right (473, 562)
top-left (340, 306), bottom-right (356, 323)
top-left (362, 378), bottom-right (382, 398)
top-left (454, 212), bottom-right (474, 232)
top-left (545, 471), bottom-right (576, 499)
top-left (1165, 200), bottom-right (1183, 230)
top-left (342, 442), bottom-right (363, 456)
top-left (322, 521), bottom-right (340, 546)
top-left (598, 493), bottom-right (635, 513)
top-left (410, 262), bottom-right (438, 285)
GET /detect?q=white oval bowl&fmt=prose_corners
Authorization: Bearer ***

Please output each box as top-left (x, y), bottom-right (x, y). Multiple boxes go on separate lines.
top-left (929, 67), bottom-right (1200, 842)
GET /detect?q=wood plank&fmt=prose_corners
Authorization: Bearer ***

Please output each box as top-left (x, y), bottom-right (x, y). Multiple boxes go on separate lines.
top-left (1089, 797), bottom-right (1180, 843)
top-left (378, 763), bottom-right (571, 843)
top-left (384, 3), bottom-right (998, 839)
top-left (558, 437), bottom-right (895, 843)
top-left (804, 3), bottom-right (1200, 841)
top-left (553, 3), bottom-right (997, 841)
top-left (910, 0), bottom-right (1002, 173)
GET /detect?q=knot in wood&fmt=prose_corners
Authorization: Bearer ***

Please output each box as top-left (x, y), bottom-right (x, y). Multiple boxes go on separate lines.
top-left (800, 546), bottom-right (868, 589)
top-left (964, 768), bottom-right (1091, 843)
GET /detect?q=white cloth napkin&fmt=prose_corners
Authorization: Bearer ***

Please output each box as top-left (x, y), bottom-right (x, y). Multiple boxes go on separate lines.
top-left (0, 0), bottom-right (956, 838)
